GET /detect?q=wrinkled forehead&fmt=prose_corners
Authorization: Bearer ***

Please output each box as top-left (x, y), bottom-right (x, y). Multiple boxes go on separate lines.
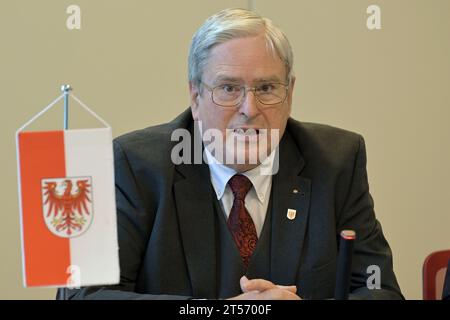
top-left (202, 35), bottom-right (287, 84)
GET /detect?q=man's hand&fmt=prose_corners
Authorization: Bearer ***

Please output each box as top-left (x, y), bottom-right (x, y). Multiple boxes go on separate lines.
top-left (228, 276), bottom-right (301, 300)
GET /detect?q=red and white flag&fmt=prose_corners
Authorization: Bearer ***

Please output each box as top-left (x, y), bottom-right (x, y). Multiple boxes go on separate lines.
top-left (16, 96), bottom-right (119, 288)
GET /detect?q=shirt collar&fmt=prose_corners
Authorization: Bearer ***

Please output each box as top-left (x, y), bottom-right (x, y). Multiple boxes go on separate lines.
top-left (204, 147), bottom-right (276, 203)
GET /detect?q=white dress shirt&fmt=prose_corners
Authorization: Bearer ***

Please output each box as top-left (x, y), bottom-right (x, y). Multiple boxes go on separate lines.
top-left (204, 147), bottom-right (276, 237)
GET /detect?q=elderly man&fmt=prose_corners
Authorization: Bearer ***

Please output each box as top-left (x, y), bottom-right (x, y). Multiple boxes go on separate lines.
top-left (64, 8), bottom-right (402, 300)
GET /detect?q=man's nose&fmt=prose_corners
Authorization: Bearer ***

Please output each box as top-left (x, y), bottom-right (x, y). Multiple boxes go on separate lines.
top-left (238, 89), bottom-right (261, 118)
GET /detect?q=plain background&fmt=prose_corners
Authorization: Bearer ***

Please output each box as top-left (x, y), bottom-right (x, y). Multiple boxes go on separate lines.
top-left (1, 0), bottom-right (449, 299)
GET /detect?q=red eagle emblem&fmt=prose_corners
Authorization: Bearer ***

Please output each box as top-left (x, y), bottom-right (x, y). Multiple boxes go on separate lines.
top-left (42, 177), bottom-right (93, 238)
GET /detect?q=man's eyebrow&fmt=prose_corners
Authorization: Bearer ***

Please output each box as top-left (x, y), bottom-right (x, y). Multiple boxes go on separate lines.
top-left (212, 75), bottom-right (283, 84)
top-left (253, 76), bottom-right (283, 83)
top-left (212, 76), bottom-right (243, 84)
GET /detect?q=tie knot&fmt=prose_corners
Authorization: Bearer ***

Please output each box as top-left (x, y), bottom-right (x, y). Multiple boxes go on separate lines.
top-left (228, 174), bottom-right (253, 201)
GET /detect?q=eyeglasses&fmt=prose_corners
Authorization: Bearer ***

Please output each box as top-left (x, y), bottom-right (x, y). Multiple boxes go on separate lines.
top-left (201, 81), bottom-right (289, 107)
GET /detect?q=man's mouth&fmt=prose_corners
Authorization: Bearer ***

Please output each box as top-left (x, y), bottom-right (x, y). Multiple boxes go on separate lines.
top-left (232, 128), bottom-right (260, 135)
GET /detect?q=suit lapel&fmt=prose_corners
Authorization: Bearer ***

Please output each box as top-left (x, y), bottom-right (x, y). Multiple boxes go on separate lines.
top-left (174, 161), bottom-right (217, 298)
top-left (271, 131), bottom-right (311, 285)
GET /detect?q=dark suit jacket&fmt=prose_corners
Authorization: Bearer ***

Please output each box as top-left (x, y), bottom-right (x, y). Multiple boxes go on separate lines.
top-left (63, 108), bottom-right (403, 300)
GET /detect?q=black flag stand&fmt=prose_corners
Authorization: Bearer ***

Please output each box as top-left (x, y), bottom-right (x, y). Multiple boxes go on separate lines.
top-left (334, 230), bottom-right (356, 300)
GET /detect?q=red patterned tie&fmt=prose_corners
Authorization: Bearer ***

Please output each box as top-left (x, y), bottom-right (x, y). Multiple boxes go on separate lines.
top-left (227, 174), bottom-right (258, 268)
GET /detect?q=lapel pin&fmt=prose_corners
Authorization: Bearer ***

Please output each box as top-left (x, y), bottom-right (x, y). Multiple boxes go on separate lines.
top-left (287, 208), bottom-right (297, 220)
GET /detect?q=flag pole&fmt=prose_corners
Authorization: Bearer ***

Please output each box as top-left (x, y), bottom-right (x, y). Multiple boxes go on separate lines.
top-left (61, 85), bottom-right (72, 130)
top-left (60, 84), bottom-right (71, 300)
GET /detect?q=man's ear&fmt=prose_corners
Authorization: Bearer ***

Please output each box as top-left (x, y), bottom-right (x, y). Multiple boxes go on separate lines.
top-left (189, 81), bottom-right (200, 120)
top-left (287, 76), bottom-right (296, 108)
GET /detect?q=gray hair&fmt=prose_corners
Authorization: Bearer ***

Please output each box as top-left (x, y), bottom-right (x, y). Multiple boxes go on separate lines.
top-left (188, 8), bottom-right (294, 88)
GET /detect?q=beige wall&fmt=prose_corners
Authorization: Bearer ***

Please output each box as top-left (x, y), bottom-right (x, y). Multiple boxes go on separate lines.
top-left (1, 0), bottom-right (449, 299)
